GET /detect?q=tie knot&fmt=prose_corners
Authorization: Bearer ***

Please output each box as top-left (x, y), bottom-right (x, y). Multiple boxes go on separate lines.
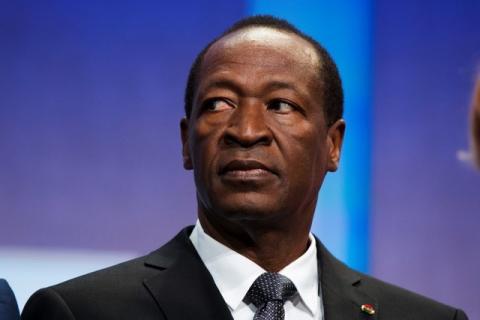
top-left (246, 272), bottom-right (297, 308)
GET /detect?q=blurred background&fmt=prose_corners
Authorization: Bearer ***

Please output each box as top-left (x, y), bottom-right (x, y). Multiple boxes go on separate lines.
top-left (1, 0), bottom-right (479, 317)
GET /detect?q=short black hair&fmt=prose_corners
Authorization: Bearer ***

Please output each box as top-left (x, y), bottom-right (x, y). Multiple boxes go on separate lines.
top-left (184, 15), bottom-right (343, 126)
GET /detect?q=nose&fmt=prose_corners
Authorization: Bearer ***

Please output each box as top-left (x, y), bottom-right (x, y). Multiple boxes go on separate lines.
top-left (223, 100), bottom-right (273, 148)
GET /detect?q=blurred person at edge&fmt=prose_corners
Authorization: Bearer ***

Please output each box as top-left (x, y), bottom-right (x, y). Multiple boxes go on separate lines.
top-left (471, 77), bottom-right (480, 168)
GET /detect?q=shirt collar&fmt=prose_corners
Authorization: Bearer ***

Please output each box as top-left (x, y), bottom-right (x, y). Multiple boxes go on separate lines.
top-left (278, 232), bottom-right (319, 315)
top-left (190, 220), bottom-right (319, 315)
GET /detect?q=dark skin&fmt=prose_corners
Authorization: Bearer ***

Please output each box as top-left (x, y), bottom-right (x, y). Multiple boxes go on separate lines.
top-left (181, 27), bottom-right (345, 272)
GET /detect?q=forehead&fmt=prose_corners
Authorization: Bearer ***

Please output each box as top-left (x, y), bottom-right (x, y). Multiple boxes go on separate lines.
top-left (202, 27), bottom-right (321, 76)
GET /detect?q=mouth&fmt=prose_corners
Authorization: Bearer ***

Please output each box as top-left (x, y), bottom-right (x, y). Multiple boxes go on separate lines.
top-left (219, 159), bottom-right (276, 180)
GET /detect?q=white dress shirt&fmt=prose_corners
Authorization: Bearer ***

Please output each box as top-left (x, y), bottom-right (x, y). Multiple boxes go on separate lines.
top-left (190, 221), bottom-right (324, 320)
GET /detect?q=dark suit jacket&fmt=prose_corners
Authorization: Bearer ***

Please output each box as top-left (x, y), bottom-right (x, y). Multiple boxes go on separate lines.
top-left (22, 227), bottom-right (468, 319)
top-left (0, 279), bottom-right (20, 320)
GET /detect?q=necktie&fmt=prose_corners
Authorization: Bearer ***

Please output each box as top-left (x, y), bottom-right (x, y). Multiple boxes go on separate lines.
top-left (246, 272), bottom-right (297, 320)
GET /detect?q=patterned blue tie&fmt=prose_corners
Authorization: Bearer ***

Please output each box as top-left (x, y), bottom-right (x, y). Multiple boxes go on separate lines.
top-left (246, 272), bottom-right (297, 320)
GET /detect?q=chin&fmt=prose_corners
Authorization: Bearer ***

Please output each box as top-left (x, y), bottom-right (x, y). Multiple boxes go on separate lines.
top-left (211, 193), bottom-right (284, 222)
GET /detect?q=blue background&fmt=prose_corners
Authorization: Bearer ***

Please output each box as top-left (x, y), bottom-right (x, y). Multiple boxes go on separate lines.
top-left (1, 0), bottom-right (479, 317)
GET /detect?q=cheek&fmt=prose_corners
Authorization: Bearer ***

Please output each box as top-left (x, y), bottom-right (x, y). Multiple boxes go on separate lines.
top-left (190, 120), bottom-right (223, 171)
top-left (281, 120), bottom-right (322, 149)
top-left (282, 125), bottom-right (327, 177)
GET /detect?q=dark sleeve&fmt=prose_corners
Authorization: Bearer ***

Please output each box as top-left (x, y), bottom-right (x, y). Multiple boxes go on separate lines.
top-left (0, 279), bottom-right (20, 320)
top-left (454, 309), bottom-right (469, 320)
top-left (21, 288), bottom-right (75, 320)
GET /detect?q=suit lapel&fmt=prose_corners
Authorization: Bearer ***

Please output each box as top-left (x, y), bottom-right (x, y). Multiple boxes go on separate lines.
top-left (317, 239), bottom-right (378, 320)
top-left (142, 228), bottom-right (378, 320)
top-left (143, 227), bottom-right (233, 320)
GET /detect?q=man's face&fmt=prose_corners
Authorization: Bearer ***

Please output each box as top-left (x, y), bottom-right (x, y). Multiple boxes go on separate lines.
top-left (181, 27), bottom-right (344, 227)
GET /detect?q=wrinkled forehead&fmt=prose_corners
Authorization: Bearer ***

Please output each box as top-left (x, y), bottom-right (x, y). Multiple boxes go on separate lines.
top-left (206, 26), bottom-right (321, 70)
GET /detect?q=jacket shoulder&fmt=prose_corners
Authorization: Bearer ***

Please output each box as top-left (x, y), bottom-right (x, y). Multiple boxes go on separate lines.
top-left (22, 254), bottom-right (163, 319)
top-left (316, 238), bottom-right (468, 319)
top-left (358, 272), bottom-right (468, 319)
top-left (21, 228), bottom-right (194, 319)
top-left (50, 254), bottom-right (151, 293)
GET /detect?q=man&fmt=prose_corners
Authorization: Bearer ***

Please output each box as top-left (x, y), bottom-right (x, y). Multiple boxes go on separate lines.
top-left (22, 15), bottom-right (468, 319)
top-left (0, 279), bottom-right (20, 320)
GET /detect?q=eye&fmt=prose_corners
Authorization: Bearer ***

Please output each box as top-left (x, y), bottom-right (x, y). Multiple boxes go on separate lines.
top-left (202, 98), bottom-right (235, 112)
top-left (268, 99), bottom-right (297, 114)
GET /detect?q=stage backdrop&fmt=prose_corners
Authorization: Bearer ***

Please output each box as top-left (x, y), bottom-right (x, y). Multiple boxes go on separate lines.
top-left (0, 0), bottom-right (478, 317)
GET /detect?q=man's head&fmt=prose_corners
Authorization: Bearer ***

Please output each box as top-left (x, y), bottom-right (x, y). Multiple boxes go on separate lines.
top-left (184, 15), bottom-right (343, 127)
top-left (180, 15), bottom-right (345, 233)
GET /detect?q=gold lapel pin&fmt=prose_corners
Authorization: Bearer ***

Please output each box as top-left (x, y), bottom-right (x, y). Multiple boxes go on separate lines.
top-left (361, 304), bottom-right (376, 315)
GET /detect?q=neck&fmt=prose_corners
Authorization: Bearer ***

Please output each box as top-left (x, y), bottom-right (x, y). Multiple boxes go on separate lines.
top-left (198, 211), bottom-right (312, 272)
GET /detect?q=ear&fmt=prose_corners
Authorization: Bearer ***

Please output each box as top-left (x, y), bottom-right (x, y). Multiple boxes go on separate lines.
top-left (326, 119), bottom-right (346, 172)
top-left (180, 118), bottom-right (193, 170)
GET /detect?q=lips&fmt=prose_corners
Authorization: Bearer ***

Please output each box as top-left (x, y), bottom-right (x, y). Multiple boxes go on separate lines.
top-left (219, 159), bottom-right (276, 176)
